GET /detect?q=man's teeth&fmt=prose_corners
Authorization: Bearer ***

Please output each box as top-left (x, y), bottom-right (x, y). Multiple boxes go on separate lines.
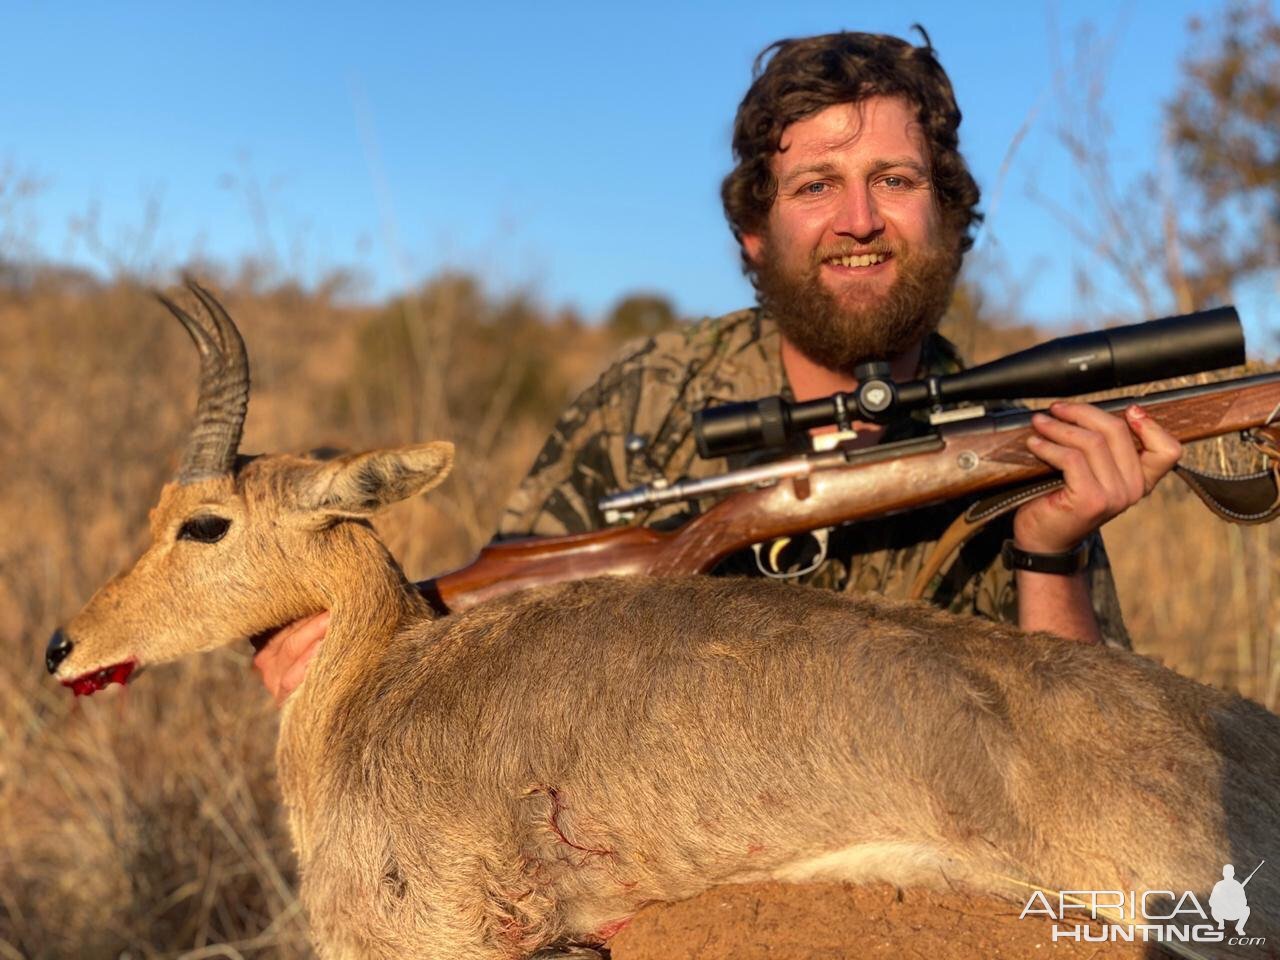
top-left (829, 253), bottom-right (887, 268)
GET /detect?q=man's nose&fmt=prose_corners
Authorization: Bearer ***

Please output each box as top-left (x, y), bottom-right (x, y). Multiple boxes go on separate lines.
top-left (833, 184), bottom-right (884, 240)
top-left (46, 628), bottom-right (74, 674)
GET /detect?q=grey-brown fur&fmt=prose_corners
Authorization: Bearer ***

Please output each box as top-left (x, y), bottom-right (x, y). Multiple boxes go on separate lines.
top-left (51, 287), bottom-right (1280, 958)
top-left (55, 450), bottom-right (1280, 958)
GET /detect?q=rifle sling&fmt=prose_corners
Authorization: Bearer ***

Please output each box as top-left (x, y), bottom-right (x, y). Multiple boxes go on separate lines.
top-left (1172, 462), bottom-right (1280, 525)
top-left (909, 452), bottom-right (1280, 602)
top-left (909, 479), bottom-right (1064, 601)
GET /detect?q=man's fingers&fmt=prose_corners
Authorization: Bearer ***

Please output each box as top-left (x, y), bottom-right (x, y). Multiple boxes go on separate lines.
top-left (278, 641), bottom-right (322, 704)
top-left (1041, 402), bottom-right (1182, 498)
top-left (251, 611), bottom-right (330, 707)
top-left (1125, 405), bottom-right (1183, 491)
top-left (1030, 411), bottom-right (1127, 513)
top-left (252, 644), bottom-right (280, 700)
top-left (280, 611), bottom-right (330, 658)
top-left (1025, 434), bottom-right (1110, 525)
top-left (1018, 402), bottom-right (1181, 556)
top-left (1047, 402), bottom-right (1145, 502)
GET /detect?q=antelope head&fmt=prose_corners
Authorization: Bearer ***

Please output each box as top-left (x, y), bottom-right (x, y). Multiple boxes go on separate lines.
top-left (47, 280), bottom-right (453, 696)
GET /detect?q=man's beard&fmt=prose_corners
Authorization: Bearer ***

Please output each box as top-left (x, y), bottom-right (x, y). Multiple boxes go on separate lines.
top-left (754, 230), bottom-right (961, 373)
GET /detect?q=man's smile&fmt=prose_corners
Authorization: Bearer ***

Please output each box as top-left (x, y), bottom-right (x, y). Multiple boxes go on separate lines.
top-left (822, 251), bottom-right (892, 274)
top-left (819, 252), bottom-right (896, 291)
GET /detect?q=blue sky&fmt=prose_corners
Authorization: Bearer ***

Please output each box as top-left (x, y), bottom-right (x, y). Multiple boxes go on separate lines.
top-left (3, 1), bottom-right (1271, 343)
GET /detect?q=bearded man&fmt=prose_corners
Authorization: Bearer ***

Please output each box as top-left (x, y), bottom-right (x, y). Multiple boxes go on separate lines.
top-left (254, 30), bottom-right (1182, 703)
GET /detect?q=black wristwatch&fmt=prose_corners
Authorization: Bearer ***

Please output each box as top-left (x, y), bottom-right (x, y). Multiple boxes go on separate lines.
top-left (1001, 539), bottom-right (1091, 575)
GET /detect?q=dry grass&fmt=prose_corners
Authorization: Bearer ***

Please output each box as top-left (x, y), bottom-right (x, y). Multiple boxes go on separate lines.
top-left (1110, 439), bottom-right (1280, 705)
top-left (1, 273), bottom-right (1274, 957)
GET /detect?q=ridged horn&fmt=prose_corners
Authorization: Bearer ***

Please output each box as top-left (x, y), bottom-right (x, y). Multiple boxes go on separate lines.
top-left (155, 278), bottom-right (250, 483)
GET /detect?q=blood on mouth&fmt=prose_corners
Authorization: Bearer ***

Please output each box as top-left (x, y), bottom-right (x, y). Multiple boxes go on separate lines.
top-left (63, 660), bottom-right (136, 696)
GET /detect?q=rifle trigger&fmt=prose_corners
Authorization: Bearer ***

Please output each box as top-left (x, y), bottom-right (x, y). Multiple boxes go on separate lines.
top-left (767, 537), bottom-right (790, 570)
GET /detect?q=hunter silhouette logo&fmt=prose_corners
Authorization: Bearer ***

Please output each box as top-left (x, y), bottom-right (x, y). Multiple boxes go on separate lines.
top-left (1021, 860), bottom-right (1268, 947)
top-left (1211, 861), bottom-right (1265, 936)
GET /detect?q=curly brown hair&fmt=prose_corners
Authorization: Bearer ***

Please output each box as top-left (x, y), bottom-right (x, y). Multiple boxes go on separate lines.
top-left (721, 30), bottom-right (982, 281)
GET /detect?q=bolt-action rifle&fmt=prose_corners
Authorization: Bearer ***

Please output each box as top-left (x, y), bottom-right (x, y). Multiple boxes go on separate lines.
top-left (418, 306), bottom-right (1280, 614)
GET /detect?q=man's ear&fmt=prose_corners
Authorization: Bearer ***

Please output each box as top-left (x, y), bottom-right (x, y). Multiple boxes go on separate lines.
top-left (296, 441), bottom-right (454, 518)
top-left (741, 232), bottom-right (764, 267)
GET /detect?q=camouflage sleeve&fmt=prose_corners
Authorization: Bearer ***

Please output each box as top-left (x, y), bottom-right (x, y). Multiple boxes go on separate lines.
top-left (966, 530), bottom-right (1132, 650)
top-left (1084, 535), bottom-right (1132, 650)
top-left (495, 336), bottom-right (665, 539)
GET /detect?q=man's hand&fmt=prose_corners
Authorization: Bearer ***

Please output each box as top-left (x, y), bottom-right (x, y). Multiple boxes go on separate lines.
top-left (1013, 402), bottom-right (1181, 644)
top-left (253, 611), bottom-right (329, 707)
top-left (1015, 402), bottom-right (1183, 554)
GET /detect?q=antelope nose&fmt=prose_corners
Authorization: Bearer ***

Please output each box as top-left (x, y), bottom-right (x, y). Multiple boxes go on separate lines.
top-left (46, 628), bottom-right (74, 674)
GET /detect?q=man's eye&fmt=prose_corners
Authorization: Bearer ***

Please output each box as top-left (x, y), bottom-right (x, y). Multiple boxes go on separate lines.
top-left (880, 175), bottom-right (907, 188)
top-left (178, 515), bottom-right (231, 543)
top-left (802, 181), bottom-right (828, 195)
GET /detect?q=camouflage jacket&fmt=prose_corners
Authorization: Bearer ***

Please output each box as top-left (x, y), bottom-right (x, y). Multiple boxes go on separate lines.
top-left (498, 308), bottom-right (1132, 649)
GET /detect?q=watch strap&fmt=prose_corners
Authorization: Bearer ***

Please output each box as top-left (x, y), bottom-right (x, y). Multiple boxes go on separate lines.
top-left (1001, 539), bottom-right (1090, 575)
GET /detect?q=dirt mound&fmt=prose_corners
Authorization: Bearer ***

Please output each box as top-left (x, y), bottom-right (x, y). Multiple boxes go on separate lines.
top-left (610, 881), bottom-right (1180, 960)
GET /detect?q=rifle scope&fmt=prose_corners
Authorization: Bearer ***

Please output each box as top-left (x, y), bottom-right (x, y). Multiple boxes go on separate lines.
top-left (695, 306), bottom-right (1244, 459)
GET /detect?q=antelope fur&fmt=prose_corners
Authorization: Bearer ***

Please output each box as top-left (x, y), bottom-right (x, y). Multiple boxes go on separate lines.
top-left (51, 285), bottom-right (1280, 959)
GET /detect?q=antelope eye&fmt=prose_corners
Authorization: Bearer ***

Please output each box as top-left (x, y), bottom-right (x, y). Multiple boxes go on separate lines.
top-left (177, 515), bottom-right (231, 543)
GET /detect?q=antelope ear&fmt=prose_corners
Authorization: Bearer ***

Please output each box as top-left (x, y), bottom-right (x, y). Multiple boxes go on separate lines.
top-left (296, 442), bottom-right (454, 517)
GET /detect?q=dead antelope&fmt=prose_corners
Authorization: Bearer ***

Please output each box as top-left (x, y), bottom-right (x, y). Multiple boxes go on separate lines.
top-left (49, 282), bottom-right (1280, 959)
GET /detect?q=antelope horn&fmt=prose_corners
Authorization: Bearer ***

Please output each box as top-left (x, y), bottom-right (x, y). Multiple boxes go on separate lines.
top-left (155, 278), bottom-right (250, 483)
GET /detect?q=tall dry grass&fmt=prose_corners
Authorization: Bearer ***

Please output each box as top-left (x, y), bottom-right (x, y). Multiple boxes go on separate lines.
top-left (1109, 430), bottom-right (1280, 705)
top-left (0, 272), bottom-right (1274, 957)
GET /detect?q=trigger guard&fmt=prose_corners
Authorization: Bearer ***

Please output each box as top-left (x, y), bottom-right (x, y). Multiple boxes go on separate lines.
top-left (752, 527), bottom-right (831, 579)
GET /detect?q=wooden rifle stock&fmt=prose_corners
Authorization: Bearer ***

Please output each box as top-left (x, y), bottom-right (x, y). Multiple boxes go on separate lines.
top-left (422, 372), bottom-right (1280, 613)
